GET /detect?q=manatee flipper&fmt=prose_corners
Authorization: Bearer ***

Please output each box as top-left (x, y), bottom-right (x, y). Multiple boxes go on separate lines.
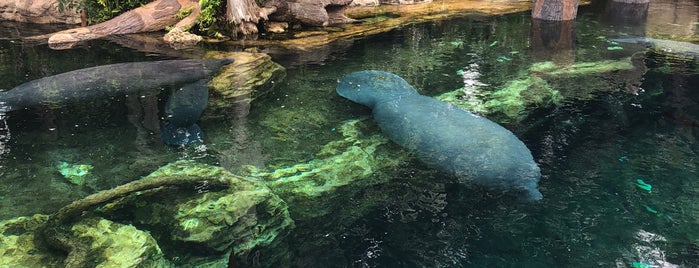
top-left (161, 79), bottom-right (209, 146)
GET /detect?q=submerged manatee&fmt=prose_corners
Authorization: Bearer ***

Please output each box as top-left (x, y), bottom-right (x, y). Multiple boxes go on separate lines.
top-left (161, 79), bottom-right (209, 146)
top-left (0, 58), bottom-right (233, 112)
top-left (0, 58), bottom-right (233, 146)
top-left (337, 70), bottom-right (543, 201)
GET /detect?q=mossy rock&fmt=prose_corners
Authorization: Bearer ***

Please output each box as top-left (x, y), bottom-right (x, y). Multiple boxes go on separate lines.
top-left (253, 119), bottom-right (408, 220)
top-left (205, 51), bottom-right (286, 107)
top-left (0, 214), bottom-right (63, 267)
top-left (70, 218), bottom-right (170, 268)
top-left (161, 161), bottom-right (294, 253)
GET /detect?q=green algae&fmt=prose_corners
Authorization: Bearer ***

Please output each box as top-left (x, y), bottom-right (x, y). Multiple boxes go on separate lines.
top-left (71, 218), bottom-right (170, 268)
top-left (438, 75), bottom-right (560, 122)
top-left (0, 215), bottom-right (63, 267)
top-left (122, 160), bottom-right (295, 254)
top-left (438, 57), bottom-right (640, 122)
top-left (252, 119), bottom-right (408, 219)
top-left (529, 58), bottom-right (636, 77)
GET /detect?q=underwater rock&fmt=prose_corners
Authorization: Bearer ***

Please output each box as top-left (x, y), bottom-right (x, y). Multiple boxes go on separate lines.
top-left (0, 58), bottom-right (233, 112)
top-left (337, 70), bottom-right (543, 201)
top-left (70, 218), bottom-right (169, 267)
top-left (148, 161), bottom-right (294, 253)
top-left (56, 161), bottom-right (94, 185)
top-left (0, 214), bottom-right (63, 267)
top-left (254, 118), bottom-right (406, 219)
top-left (206, 51), bottom-right (286, 101)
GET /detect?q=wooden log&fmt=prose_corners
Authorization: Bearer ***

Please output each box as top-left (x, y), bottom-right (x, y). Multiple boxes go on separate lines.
top-left (532, 0), bottom-right (579, 21)
top-left (47, 0), bottom-right (199, 47)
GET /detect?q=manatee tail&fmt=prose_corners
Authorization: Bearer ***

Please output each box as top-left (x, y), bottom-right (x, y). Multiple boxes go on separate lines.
top-left (337, 70), bottom-right (418, 109)
top-left (202, 58), bottom-right (234, 76)
top-left (161, 123), bottom-right (204, 146)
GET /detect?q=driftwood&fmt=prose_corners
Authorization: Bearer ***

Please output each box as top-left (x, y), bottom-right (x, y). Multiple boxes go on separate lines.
top-left (46, 0), bottom-right (200, 48)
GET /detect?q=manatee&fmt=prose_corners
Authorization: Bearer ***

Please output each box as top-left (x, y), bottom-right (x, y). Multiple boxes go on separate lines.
top-left (337, 70), bottom-right (543, 201)
top-left (161, 79), bottom-right (209, 146)
top-left (611, 37), bottom-right (699, 59)
top-left (0, 58), bottom-right (233, 112)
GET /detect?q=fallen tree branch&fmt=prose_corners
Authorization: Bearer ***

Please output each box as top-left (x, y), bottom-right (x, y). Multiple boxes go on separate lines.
top-left (45, 0), bottom-right (200, 49)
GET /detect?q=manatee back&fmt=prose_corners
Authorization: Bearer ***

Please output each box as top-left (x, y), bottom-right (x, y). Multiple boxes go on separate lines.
top-left (337, 70), bottom-right (418, 108)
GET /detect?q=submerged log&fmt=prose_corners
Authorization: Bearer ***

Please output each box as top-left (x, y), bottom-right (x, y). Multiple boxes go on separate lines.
top-left (46, 0), bottom-right (200, 48)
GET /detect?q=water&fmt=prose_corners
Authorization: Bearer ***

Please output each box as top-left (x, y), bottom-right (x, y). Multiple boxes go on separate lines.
top-left (1, 1), bottom-right (699, 267)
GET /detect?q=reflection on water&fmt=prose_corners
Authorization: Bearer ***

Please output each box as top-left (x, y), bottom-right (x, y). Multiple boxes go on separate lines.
top-left (0, 0), bottom-right (698, 267)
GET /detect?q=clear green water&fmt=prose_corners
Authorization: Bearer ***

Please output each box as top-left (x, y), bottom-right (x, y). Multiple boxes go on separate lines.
top-left (1, 3), bottom-right (699, 267)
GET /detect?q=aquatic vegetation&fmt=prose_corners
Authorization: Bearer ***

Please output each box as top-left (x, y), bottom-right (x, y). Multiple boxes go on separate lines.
top-left (57, 161), bottom-right (93, 185)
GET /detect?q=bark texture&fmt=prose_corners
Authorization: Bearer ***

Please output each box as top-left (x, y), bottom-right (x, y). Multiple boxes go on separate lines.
top-left (47, 0), bottom-right (199, 47)
top-left (532, 0), bottom-right (579, 21)
top-left (0, 0), bottom-right (81, 24)
top-left (265, 0), bottom-right (357, 26)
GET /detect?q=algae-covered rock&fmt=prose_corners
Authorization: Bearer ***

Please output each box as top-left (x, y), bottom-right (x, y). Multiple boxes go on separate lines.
top-left (438, 57), bottom-right (641, 122)
top-left (253, 119), bottom-right (408, 219)
top-left (0, 214), bottom-right (63, 267)
top-left (70, 218), bottom-right (169, 268)
top-left (57, 161), bottom-right (94, 185)
top-left (162, 161), bottom-right (294, 253)
top-left (438, 76), bottom-right (560, 122)
top-left (205, 51), bottom-right (286, 104)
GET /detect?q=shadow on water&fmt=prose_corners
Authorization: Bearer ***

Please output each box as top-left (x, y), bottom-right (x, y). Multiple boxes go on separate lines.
top-left (0, 0), bottom-right (698, 267)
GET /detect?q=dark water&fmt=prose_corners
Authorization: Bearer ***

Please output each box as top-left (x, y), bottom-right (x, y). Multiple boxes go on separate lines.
top-left (1, 1), bottom-right (699, 267)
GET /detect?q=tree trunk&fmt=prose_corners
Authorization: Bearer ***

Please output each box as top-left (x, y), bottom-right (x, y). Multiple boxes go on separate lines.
top-left (46, 0), bottom-right (200, 48)
top-left (532, 0), bottom-right (579, 21)
top-left (530, 19), bottom-right (576, 64)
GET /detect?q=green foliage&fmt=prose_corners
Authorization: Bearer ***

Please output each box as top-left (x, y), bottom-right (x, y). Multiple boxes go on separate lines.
top-left (176, 7), bottom-right (194, 20)
top-left (198, 0), bottom-right (222, 31)
top-left (57, 0), bottom-right (150, 24)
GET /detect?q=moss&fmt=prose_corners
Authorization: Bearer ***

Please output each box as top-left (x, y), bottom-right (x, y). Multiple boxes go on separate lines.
top-left (438, 76), bottom-right (559, 123)
top-left (0, 215), bottom-right (63, 267)
top-left (176, 7), bottom-right (194, 19)
top-left (147, 161), bottom-right (294, 253)
top-left (57, 161), bottom-right (94, 185)
top-left (529, 58), bottom-right (635, 77)
top-left (253, 119), bottom-right (408, 219)
top-left (71, 218), bottom-right (170, 268)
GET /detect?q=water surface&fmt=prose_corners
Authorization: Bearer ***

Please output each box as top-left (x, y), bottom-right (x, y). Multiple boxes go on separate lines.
top-left (1, 2), bottom-right (698, 267)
